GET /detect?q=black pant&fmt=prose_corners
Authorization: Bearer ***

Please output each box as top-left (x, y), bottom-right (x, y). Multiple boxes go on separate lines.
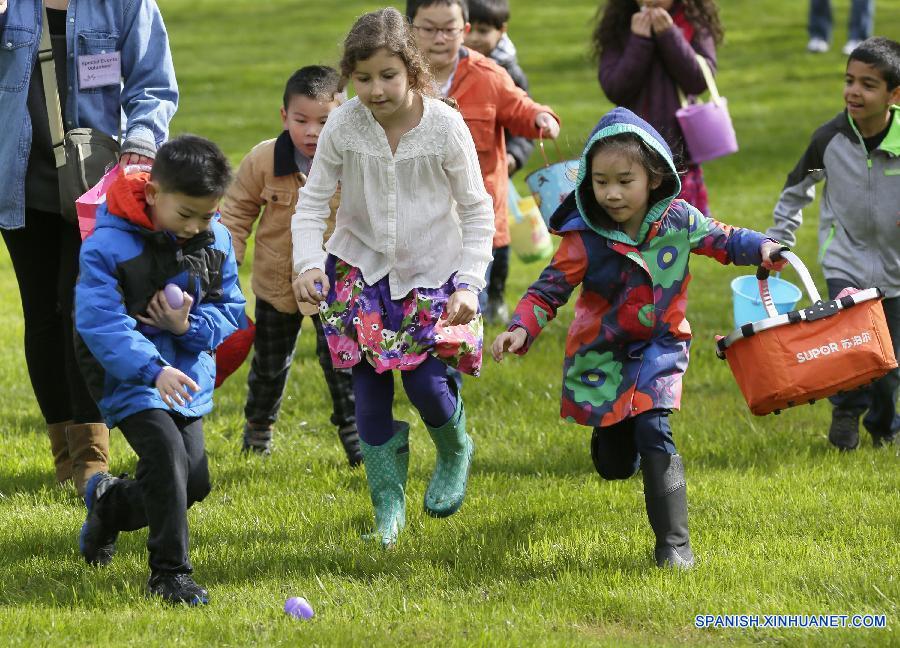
top-left (99, 409), bottom-right (211, 574)
top-left (827, 279), bottom-right (900, 436)
top-left (487, 245), bottom-right (510, 302)
top-left (1, 209), bottom-right (100, 424)
top-left (591, 410), bottom-right (676, 480)
top-left (245, 299), bottom-right (355, 429)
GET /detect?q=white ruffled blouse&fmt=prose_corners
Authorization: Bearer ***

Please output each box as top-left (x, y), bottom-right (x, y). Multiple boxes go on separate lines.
top-left (291, 96), bottom-right (495, 298)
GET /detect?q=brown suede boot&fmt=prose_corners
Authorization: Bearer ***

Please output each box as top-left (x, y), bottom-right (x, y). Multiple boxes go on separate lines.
top-left (47, 420), bottom-right (74, 484)
top-left (67, 423), bottom-right (111, 497)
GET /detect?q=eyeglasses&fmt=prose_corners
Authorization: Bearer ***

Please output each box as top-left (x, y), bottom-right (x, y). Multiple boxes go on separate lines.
top-left (412, 24), bottom-right (465, 38)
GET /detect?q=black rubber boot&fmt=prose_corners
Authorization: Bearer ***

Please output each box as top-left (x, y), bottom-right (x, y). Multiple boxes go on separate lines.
top-left (641, 452), bottom-right (695, 570)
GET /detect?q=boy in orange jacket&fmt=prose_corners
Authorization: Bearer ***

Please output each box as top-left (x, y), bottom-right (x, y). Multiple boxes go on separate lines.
top-left (220, 66), bottom-right (360, 464)
top-left (406, 0), bottom-right (560, 318)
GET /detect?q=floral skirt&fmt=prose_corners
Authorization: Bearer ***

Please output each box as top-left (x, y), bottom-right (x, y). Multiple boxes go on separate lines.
top-left (320, 256), bottom-right (483, 375)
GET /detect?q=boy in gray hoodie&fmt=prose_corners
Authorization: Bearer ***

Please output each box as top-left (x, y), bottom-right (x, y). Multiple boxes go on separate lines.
top-left (767, 36), bottom-right (900, 450)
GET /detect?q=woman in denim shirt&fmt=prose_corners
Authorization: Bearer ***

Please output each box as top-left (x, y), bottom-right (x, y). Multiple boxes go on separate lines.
top-left (0, 0), bottom-right (178, 496)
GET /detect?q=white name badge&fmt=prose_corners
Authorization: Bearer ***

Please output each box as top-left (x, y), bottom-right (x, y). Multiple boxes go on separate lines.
top-left (78, 51), bottom-right (122, 90)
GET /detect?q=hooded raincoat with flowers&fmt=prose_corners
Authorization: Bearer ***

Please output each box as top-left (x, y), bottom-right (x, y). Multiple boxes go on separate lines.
top-left (509, 108), bottom-right (767, 428)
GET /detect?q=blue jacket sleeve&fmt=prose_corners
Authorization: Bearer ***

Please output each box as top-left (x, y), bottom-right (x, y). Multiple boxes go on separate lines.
top-left (687, 204), bottom-right (766, 266)
top-left (175, 230), bottom-right (246, 353)
top-left (75, 241), bottom-right (168, 385)
top-left (118, 0), bottom-right (178, 155)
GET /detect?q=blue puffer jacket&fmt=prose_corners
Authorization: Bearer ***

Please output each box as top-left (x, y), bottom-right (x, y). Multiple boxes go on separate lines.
top-left (74, 172), bottom-right (245, 427)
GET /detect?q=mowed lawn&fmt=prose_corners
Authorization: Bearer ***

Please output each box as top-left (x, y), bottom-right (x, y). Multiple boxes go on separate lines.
top-left (1, 1), bottom-right (899, 645)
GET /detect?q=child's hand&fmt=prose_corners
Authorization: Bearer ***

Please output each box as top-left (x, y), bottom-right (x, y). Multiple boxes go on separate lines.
top-left (444, 289), bottom-right (478, 326)
top-left (535, 113), bottom-right (560, 139)
top-left (155, 366), bottom-right (199, 408)
top-left (135, 289), bottom-right (193, 335)
top-left (491, 328), bottom-right (528, 362)
top-left (631, 9), bottom-right (653, 37)
top-left (648, 7), bottom-right (674, 33)
top-left (760, 240), bottom-right (789, 271)
top-left (293, 269), bottom-right (329, 305)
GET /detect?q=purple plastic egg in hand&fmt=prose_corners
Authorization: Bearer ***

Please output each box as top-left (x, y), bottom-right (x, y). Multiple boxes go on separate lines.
top-left (284, 596), bottom-right (314, 620)
top-left (163, 283), bottom-right (184, 309)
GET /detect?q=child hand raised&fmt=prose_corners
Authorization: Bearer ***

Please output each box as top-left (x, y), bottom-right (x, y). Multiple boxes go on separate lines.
top-left (491, 328), bottom-right (527, 362)
top-left (631, 8), bottom-right (653, 37)
top-left (648, 7), bottom-right (674, 33)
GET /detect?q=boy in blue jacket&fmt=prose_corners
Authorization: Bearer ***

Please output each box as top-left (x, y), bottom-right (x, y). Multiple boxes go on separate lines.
top-left (74, 135), bottom-right (245, 606)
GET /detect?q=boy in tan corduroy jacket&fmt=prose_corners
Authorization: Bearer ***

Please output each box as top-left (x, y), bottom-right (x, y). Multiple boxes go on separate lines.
top-left (220, 66), bottom-right (360, 464)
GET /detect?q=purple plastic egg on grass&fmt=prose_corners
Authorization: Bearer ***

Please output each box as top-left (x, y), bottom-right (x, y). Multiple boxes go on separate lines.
top-left (284, 596), bottom-right (314, 620)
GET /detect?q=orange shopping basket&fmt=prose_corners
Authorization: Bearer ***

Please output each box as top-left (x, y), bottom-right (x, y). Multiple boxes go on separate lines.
top-left (716, 251), bottom-right (897, 415)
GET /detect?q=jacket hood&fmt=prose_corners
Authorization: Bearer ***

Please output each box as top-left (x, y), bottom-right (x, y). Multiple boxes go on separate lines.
top-left (98, 168), bottom-right (216, 250)
top-left (106, 169), bottom-right (156, 231)
top-left (550, 108), bottom-right (681, 244)
top-left (490, 34), bottom-right (518, 67)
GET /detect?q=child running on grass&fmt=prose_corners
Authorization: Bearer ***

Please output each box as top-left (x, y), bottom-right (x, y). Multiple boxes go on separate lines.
top-left (492, 108), bottom-right (785, 569)
top-left (291, 7), bottom-right (494, 548)
top-left (74, 136), bottom-right (245, 604)
top-left (220, 65), bottom-right (361, 463)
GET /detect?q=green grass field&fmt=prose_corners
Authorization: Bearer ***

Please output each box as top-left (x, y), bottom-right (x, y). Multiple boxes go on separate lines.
top-left (1, 1), bottom-right (899, 645)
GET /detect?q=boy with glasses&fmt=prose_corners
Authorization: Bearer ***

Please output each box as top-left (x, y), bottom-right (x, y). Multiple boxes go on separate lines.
top-left (406, 0), bottom-right (560, 327)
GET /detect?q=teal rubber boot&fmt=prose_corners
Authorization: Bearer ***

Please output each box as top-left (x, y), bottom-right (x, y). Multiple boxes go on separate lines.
top-left (359, 422), bottom-right (410, 549)
top-left (424, 397), bottom-right (474, 518)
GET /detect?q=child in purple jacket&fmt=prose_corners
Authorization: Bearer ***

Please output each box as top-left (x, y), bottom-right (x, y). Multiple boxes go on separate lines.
top-left (592, 0), bottom-right (724, 215)
top-left (492, 108), bottom-right (784, 569)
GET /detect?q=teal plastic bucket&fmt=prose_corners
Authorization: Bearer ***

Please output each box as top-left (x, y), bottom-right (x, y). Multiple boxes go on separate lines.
top-left (731, 274), bottom-right (802, 326)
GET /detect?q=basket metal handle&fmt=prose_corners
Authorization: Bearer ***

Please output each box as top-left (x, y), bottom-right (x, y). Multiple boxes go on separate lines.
top-left (755, 249), bottom-right (821, 318)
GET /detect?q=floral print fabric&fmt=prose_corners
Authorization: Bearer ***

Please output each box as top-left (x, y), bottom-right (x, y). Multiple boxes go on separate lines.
top-left (320, 256), bottom-right (483, 376)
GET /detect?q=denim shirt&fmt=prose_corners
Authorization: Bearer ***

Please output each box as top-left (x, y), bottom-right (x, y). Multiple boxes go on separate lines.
top-left (0, 0), bottom-right (178, 229)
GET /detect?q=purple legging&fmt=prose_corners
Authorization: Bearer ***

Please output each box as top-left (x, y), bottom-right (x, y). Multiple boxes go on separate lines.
top-left (353, 355), bottom-right (458, 446)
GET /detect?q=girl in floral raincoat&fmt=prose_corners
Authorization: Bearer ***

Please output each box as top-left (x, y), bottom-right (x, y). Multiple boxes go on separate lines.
top-left (493, 107), bottom-right (784, 569)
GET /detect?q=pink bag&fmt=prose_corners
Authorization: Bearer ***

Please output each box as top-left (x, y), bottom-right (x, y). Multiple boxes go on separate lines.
top-left (75, 164), bottom-right (120, 240)
top-left (675, 55), bottom-right (738, 164)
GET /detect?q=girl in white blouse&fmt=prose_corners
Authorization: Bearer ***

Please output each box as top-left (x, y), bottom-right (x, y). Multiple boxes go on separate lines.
top-left (291, 7), bottom-right (494, 548)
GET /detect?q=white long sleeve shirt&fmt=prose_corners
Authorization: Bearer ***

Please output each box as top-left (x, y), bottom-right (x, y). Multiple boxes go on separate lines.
top-left (291, 96), bottom-right (495, 299)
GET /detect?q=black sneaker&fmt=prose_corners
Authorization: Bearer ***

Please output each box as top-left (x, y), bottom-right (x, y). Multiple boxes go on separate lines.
top-left (147, 572), bottom-right (209, 605)
top-left (828, 411), bottom-right (860, 451)
top-left (78, 471), bottom-right (119, 566)
top-left (337, 424), bottom-right (363, 467)
top-left (242, 423), bottom-right (272, 455)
